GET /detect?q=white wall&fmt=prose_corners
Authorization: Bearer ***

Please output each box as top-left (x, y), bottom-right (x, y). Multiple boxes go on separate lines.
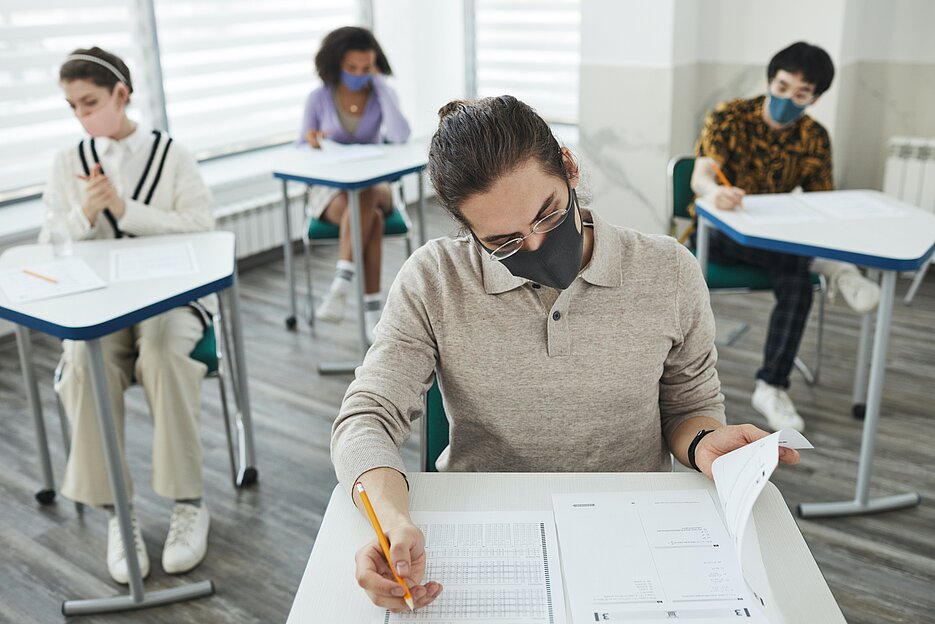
top-left (372, 0), bottom-right (467, 141)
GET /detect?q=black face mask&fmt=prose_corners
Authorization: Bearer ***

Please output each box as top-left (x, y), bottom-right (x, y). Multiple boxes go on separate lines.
top-left (493, 188), bottom-right (583, 290)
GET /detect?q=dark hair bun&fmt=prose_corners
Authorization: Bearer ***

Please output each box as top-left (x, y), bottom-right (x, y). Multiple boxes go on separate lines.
top-left (438, 100), bottom-right (468, 120)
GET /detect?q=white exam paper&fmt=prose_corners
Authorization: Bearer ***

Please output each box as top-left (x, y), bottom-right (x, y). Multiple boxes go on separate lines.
top-left (712, 428), bottom-right (813, 554)
top-left (109, 242), bottom-right (198, 283)
top-left (734, 196), bottom-right (826, 225)
top-left (310, 139), bottom-right (385, 163)
top-left (374, 511), bottom-right (566, 624)
top-left (0, 258), bottom-right (106, 303)
top-left (799, 191), bottom-right (907, 220)
top-left (553, 490), bottom-right (766, 624)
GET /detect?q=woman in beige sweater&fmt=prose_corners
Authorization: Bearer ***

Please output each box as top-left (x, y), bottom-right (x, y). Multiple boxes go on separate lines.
top-left (41, 47), bottom-right (212, 585)
top-left (331, 96), bottom-right (802, 612)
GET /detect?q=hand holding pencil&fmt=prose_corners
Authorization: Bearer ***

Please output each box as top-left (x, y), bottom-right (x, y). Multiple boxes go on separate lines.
top-left (710, 161), bottom-right (745, 211)
top-left (353, 481), bottom-right (443, 612)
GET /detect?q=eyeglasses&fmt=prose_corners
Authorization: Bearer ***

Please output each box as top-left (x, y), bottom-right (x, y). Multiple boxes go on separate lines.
top-left (475, 184), bottom-right (575, 261)
top-left (769, 81), bottom-right (815, 107)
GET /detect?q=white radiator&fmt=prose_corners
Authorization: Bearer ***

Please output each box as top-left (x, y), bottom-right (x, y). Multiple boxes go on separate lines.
top-left (884, 137), bottom-right (935, 302)
top-left (883, 137), bottom-right (935, 212)
top-left (215, 187), bottom-right (306, 259)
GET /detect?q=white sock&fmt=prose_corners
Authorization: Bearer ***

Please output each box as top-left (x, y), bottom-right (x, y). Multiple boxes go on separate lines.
top-left (364, 293), bottom-right (382, 331)
top-left (330, 259), bottom-right (355, 294)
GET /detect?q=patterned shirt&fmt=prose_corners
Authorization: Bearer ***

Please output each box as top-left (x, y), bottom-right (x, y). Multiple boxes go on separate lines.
top-left (695, 95), bottom-right (833, 194)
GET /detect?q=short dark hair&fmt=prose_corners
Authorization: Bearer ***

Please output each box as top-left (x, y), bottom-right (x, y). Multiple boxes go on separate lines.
top-left (767, 41), bottom-right (835, 96)
top-left (314, 27), bottom-right (392, 87)
top-left (428, 96), bottom-right (567, 228)
top-left (59, 46), bottom-right (133, 97)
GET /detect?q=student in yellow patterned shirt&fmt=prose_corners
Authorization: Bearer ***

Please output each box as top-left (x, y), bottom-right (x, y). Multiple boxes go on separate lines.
top-left (692, 41), bottom-right (879, 433)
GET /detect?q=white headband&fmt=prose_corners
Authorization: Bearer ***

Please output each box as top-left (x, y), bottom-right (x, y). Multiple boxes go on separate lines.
top-left (64, 54), bottom-right (129, 86)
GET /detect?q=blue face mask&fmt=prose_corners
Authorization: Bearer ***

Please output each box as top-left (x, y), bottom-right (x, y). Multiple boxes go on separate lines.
top-left (340, 70), bottom-right (371, 92)
top-left (767, 94), bottom-right (807, 126)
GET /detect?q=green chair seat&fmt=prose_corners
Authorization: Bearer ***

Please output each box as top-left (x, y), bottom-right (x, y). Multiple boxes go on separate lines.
top-left (307, 208), bottom-right (409, 240)
top-left (690, 249), bottom-right (821, 291)
top-left (189, 325), bottom-right (219, 374)
top-left (425, 379), bottom-right (449, 473)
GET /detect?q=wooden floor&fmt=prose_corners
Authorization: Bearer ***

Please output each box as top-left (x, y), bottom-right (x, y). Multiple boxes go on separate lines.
top-left (0, 201), bottom-right (932, 623)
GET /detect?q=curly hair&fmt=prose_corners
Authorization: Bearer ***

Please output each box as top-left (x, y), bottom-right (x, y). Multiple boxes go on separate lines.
top-left (314, 26), bottom-right (392, 87)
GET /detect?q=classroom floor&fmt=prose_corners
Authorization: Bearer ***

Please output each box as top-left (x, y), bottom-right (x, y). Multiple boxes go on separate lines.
top-left (0, 200), bottom-right (932, 624)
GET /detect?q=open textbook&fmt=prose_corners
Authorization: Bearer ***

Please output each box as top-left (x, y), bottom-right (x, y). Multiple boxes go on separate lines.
top-left (552, 429), bottom-right (812, 624)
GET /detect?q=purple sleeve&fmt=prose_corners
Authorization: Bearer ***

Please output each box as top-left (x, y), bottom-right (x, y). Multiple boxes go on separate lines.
top-left (372, 76), bottom-right (411, 144)
top-left (297, 89), bottom-right (323, 145)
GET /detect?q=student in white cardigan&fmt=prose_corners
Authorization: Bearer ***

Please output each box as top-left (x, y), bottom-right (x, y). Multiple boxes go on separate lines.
top-left (41, 47), bottom-right (213, 584)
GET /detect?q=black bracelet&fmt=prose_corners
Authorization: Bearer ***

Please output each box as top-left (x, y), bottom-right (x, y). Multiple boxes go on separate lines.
top-left (688, 429), bottom-right (714, 472)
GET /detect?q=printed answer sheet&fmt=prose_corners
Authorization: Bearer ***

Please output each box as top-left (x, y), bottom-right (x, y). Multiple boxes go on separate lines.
top-left (374, 511), bottom-right (566, 624)
top-left (0, 257), bottom-right (105, 303)
top-left (110, 242), bottom-right (199, 283)
top-left (553, 490), bottom-right (765, 623)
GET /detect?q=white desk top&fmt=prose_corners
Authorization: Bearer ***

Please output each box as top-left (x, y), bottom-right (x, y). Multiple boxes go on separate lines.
top-left (287, 472), bottom-right (844, 624)
top-left (695, 190), bottom-right (935, 271)
top-left (0, 231), bottom-right (234, 340)
top-left (271, 142), bottom-right (428, 189)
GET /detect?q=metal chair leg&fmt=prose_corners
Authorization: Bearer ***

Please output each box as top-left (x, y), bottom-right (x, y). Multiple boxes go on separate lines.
top-left (301, 186), bottom-right (317, 327)
top-left (793, 275), bottom-right (826, 387)
top-left (53, 361), bottom-right (85, 514)
top-left (904, 261), bottom-right (929, 305)
top-left (212, 308), bottom-right (256, 489)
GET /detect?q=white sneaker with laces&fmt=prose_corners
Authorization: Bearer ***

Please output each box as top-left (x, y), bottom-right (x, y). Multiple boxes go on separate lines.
top-left (107, 510), bottom-right (150, 584)
top-left (162, 503), bottom-right (210, 574)
top-left (751, 380), bottom-right (805, 432)
top-left (315, 288), bottom-right (348, 323)
top-left (835, 268), bottom-right (880, 314)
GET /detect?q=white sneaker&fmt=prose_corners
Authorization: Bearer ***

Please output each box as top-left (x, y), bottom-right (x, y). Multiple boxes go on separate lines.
top-left (364, 308), bottom-right (381, 345)
top-left (315, 288), bottom-right (348, 323)
top-left (751, 380), bottom-right (805, 432)
top-left (833, 267), bottom-right (880, 314)
top-left (107, 510), bottom-right (150, 584)
top-left (162, 503), bottom-right (210, 574)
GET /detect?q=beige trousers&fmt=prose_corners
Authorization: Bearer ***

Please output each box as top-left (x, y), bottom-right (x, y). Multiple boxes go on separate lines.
top-left (57, 306), bottom-right (207, 506)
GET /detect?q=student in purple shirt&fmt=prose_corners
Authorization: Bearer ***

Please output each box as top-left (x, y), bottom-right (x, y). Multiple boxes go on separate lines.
top-left (298, 26), bottom-right (411, 340)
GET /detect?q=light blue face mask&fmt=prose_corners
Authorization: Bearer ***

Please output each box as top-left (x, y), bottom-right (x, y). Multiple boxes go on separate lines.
top-left (340, 70), bottom-right (371, 92)
top-left (767, 94), bottom-right (807, 126)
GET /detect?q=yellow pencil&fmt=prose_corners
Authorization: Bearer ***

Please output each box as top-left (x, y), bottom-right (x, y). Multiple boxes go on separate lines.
top-left (22, 269), bottom-right (58, 284)
top-left (711, 161), bottom-right (742, 208)
top-left (355, 481), bottom-right (415, 611)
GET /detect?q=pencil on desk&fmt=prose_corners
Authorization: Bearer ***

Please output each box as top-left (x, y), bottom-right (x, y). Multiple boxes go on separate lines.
top-left (355, 481), bottom-right (415, 611)
top-left (22, 269), bottom-right (58, 284)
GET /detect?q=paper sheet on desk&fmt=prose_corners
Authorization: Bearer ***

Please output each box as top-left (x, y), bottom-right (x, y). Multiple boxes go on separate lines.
top-left (799, 191), bottom-right (908, 220)
top-left (373, 511), bottom-right (566, 624)
top-left (734, 196), bottom-right (826, 224)
top-left (552, 429), bottom-right (813, 624)
top-left (0, 258), bottom-right (105, 303)
top-left (306, 139), bottom-right (385, 164)
top-left (553, 490), bottom-right (768, 624)
top-left (110, 242), bottom-right (198, 283)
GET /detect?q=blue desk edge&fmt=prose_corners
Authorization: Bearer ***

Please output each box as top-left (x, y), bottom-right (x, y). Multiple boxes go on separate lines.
top-left (696, 206), bottom-right (935, 272)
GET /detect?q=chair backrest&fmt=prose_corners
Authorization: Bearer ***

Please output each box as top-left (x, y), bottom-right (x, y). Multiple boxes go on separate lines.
top-left (422, 379), bottom-right (449, 472)
top-left (668, 155), bottom-right (696, 221)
